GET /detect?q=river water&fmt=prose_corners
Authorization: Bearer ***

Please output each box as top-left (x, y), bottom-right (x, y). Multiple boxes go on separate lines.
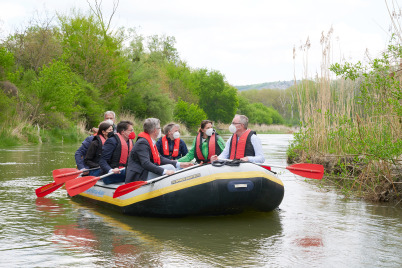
top-left (0, 134), bottom-right (401, 267)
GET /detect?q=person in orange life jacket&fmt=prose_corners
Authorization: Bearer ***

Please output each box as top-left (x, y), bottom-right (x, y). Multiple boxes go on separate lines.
top-left (210, 114), bottom-right (265, 163)
top-left (99, 121), bottom-right (136, 184)
top-left (156, 123), bottom-right (188, 160)
top-left (125, 118), bottom-right (193, 183)
top-left (84, 121), bottom-right (114, 177)
top-left (74, 111), bottom-right (117, 171)
top-left (178, 120), bottom-right (225, 164)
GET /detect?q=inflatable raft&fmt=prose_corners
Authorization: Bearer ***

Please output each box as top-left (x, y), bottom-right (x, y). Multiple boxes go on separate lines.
top-left (70, 161), bottom-right (284, 217)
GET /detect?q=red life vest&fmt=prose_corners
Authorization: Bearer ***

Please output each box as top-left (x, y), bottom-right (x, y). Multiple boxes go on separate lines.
top-left (162, 135), bottom-right (180, 158)
top-left (138, 132), bottom-right (161, 165)
top-left (116, 133), bottom-right (133, 167)
top-left (99, 135), bottom-right (106, 145)
top-left (195, 132), bottom-right (216, 162)
top-left (229, 129), bottom-right (252, 160)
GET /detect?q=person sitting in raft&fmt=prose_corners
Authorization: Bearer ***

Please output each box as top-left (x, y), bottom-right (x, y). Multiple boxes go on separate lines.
top-left (125, 118), bottom-right (193, 183)
top-left (156, 123), bottom-right (188, 160)
top-left (83, 121), bottom-right (114, 177)
top-left (99, 120), bottom-right (136, 184)
top-left (178, 120), bottom-right (225, 164)
top-left (74, 111), bottom-right (117, 171)
top-left (210, 114), bottom-right (265, 164)
top-left (91, 111), bottom-right (117, 133)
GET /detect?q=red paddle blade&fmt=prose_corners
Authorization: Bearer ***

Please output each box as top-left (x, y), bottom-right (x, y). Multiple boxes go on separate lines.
top-left (65, 176), bottom-right (99, 197)
top-left (286, 163), bottom-right (324, 180)
top-left (53, 168), bottom-right (81, 184)
top-left (35, 182), bottom-right (64, 197)
top-left (113, 181), bottom-right (147, 198)
top-left (259, 164), bottom-right (271, 171)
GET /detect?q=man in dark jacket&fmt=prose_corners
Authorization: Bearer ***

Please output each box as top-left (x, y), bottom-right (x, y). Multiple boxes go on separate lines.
top-left (99, 121), bottom-right (135, 184)
top-left (125, 118), bottom-right (193, 183)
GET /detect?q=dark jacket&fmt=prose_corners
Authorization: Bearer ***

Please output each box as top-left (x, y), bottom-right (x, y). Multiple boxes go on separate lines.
top-left (155, 137), bottom-right (188, 160)
top-left (84, 136), bottom-right (103, 168)
top-left (75, 135), bottom-right (95, 170)
top-left (125, 137), bottom-right (177, 183)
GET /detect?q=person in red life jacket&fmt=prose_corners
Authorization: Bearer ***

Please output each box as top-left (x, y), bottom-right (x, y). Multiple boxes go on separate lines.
top-left (99, 121), bottom-right (136, 184)
top-left (155, 123), bottom-right (188, 160)
top-left (84, 121), bottom-right (114, 177)
top-left (125, 118), bottom-right (193, 183)
top-left (178, 120), bottom-right (225, 164)
top-left (74, 111), bottom-right (117, 171)
top-left (210, 114), bottom-right (265, 163)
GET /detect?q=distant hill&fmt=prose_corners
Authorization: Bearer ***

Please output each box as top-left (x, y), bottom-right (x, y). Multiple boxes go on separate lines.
top-left (235, 80), bottom-right (300, 91)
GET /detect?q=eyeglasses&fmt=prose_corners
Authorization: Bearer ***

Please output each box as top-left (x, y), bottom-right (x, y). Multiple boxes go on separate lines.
top-left (232, 122), bottom-right (242, 125)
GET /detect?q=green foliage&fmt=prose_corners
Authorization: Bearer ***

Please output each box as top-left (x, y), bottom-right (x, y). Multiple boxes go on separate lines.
top-left (0, 91), bottom-right (17, 124)
top-left (195, 69), bottom-right (238, 123)
top-left (239, 86), bottom-right (300, 125)
top-left (0, 47), bottom-right (15, 79)
top-left (29, 60), bottom-right (79, 126)
top-left (4, 25), bottom-right (62, 72)
top-left (174, 98), bottom-right (207, 130)
top-left (237, 95), bottom-right (284, 125)
top-left (58, 11), bottom-right (128, 102)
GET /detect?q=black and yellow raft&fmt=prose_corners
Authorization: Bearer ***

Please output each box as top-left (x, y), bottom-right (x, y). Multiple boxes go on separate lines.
top-left (71, 161), bottom-right (284, 217)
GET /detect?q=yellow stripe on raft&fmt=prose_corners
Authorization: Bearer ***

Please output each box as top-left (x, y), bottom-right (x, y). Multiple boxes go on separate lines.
top-left (80, 171), bottom-right (283, 207)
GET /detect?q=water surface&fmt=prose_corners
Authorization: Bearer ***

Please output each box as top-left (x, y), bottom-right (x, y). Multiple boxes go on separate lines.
top-left (0, 134), bottom-right (401, 267)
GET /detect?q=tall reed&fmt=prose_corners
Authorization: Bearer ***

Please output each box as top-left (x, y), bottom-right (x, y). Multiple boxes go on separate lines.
top-left (290, 25), bottom-right (402, 201)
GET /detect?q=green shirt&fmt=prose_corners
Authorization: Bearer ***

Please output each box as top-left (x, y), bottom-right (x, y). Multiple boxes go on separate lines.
top-left (178, 135), bottom-right (226, 162)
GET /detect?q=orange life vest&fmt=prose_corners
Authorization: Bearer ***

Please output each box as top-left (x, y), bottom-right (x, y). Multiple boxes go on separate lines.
top-left (138, 132), bottom-right (161, 165)
top-left (116, 133), bottom-right (133, 167)
top-left (162, 135), bottom-right (180, 158)
top-left (229, 129), bottom-right (253, 160)
top-left (195, 132), bottom-right (216, 162)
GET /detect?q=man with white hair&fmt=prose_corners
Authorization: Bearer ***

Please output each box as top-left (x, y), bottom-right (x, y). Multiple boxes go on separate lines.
top-left (125, 118), bottom-right (193, 183)
top-left (211, 114), bottom-right (265, 163)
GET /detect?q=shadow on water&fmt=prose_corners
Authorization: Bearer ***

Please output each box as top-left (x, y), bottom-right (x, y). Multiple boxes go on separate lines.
top-left (55, 199), bottom-right (284, 267)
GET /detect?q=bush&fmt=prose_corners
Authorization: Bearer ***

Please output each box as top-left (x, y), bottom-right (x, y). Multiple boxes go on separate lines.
top-left (174, 98), bottom-right (207, 131)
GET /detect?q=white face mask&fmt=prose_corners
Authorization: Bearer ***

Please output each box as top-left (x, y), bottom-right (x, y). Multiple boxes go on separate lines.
top-left (229, 124), bottom-right (237, 134)
top-left (173, 131), bottom-right (180, 139)
top-left (205, 128), bottom-right (214, 137)
top-left (106, 119), bottom-right (114, 125)
top-left (157, 129), bottom-right (162, 139)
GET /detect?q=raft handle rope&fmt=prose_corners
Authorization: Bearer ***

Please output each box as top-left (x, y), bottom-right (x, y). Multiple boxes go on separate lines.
top-left (212, 159), bottom-right (277, 174)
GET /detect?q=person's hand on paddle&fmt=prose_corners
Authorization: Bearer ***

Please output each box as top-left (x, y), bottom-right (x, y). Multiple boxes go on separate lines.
top-left (179, 162), bottom-right (194, 169)
top-left (111, 168), bottom-right (121, 174)
top-left (240, 157), bottom-right (249, 162)
top-left (210, 155), bottom-right (218, 162)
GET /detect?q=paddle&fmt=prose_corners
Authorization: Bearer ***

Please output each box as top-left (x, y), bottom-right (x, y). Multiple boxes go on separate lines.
top-left (256, 162), bottom-right (324, 180)
top-left (53, 167), bottom-right (100, 184)
top-left (113, 164), bottom-right (200, 198)
top-left (35, 182), bottom-right (65, 198)
top-left (65, 168), bottom-right (125, 197)
top-left (216, 159), bottom-right (324, 180)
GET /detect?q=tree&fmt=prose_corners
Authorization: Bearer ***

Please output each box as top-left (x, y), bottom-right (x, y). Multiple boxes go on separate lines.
top-left (174, 99), bottom-right (207, 130)
top-left (195, 69), bottom-right (238, 123)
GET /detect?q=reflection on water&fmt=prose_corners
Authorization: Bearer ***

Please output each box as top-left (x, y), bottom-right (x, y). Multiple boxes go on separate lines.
top-left (0, 135), bottom-right (401, 267)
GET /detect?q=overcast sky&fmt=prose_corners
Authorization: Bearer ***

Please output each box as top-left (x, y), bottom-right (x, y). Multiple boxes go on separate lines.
top-left (0, 0), bottom-right (395, 86)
